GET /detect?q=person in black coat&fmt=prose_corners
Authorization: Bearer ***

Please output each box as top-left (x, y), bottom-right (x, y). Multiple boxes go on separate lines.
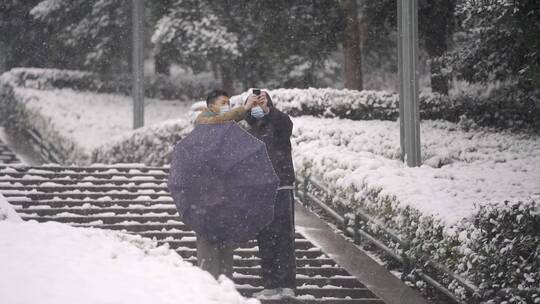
top-left (244, 90), bottom-right (296, 299)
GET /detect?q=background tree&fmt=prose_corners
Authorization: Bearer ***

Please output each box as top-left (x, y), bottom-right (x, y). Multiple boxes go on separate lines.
top-left (444, 0), bottom-right (540, 90)
top-left (151, 0), bottom-right (241, 91)
top-left (152, 0), bottom-right (343, 90)
top-left (419, 0), bottom-right (455, 94)
top-left (359, 0), bottom-right (457, 94)
top-left (342, 0), bottom-right (363, 90)
top-left (30, 0), bottom-right (132, 74)
top-left (0, 0), bottom-right (73, 71)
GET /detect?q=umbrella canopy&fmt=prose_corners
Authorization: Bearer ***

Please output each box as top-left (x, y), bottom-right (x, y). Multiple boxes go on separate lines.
top-left (167, 121), bottom-right (279, 243)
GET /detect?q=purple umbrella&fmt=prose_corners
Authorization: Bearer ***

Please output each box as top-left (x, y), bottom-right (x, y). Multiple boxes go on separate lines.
top-left (167, 121), bottom-right (279, 243)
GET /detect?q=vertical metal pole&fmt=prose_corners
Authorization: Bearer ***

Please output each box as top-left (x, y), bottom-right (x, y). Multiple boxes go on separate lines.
top-left (132, 0), bottom-right (144, 129)
top-left (398, 0), bottom-right (421, 166)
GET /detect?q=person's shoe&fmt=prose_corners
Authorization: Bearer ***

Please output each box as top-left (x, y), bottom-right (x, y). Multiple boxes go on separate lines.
top-left (253, 288), bottom-right (282, 299)
top-left (280, 288), bottom-right (295, 298)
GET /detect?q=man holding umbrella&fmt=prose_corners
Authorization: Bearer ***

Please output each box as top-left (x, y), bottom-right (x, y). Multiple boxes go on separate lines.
top-left (190, 89), bottom-right (259, 279)
top-left (244, 89), bottom-right (297, 299)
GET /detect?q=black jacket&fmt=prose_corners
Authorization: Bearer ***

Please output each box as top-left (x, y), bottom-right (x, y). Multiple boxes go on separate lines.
top-left (245, 100), bottom-right (295, 187)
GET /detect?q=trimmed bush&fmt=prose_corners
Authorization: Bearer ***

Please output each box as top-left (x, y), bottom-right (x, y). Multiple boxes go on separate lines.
top-left (91, 119), bottom-right (193, 166)
top-left (0, 80), bottom-right (88, 164)
top-left (1, 68), bottom-right (219, 100)
top-left (230, 87), bottom-right (540, 133)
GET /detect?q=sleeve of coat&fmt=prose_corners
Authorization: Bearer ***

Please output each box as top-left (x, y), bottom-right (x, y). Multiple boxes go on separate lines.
top-left (267, 107), bottom-right (293, 138)
top-left (195, 107), bottom-right (248, 125)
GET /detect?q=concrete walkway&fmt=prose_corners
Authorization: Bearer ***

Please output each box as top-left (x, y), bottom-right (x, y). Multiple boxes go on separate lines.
top-left (295, 202), bottom-right (432, 304)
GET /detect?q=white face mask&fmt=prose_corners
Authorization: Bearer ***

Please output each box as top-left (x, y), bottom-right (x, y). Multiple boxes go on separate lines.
top-left (251, 106), bottom-right (265, 119)
top-left (219, 105), bottom-right (230, 115)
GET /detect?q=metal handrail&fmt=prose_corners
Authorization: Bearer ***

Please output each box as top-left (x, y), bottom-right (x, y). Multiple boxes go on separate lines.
top-left (22, 128), bottom-right (61, 163)
top-left (296, 175), bottom-right (482, 303)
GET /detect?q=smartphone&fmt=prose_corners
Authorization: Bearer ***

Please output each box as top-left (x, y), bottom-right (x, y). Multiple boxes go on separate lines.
top-left (253, 89), bottom-right (261, 95)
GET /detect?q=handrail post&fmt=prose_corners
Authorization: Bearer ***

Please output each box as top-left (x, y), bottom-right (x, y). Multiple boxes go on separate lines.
top-left (302, 174), bottom-right (310, 207)
top-left (401, 242), bottom-right (412, 281)
top-left (353, 213), bottom-right (361, 245)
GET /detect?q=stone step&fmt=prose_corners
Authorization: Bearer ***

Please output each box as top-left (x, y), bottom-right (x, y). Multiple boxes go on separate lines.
top-left (0, 178), bottom-right (166, 186)
top-left (0, 185), bottom-right (169, 192)
top-left (9, 199), bottom-right (174, 208)
top-left (238, 286), bottom-right (377, 299)
top-left (3, 192), bottom-right (170, 201)
top-left (188, 258), bottom-right (336, 268)
top-left (21, 214), bottom-right (184, 225)
top-left (137, 231), bottom-right (305, 240)
top-left (260, 297), bottom-right (383, 304)
top-left (0, 171), bottom-right (168, 180)
top-left (234, 276), bottom-right (362, 288)
top-left (234, 267), bottom-right (350, 277)
top-left (177, 249), bottom-right (326, 260)
top-left (159, 239), bottom-right (315, 251)
top-left (0, 164), bottom-right (168, 172)
top-left (15, 207), bottom-right (179, 216)
top-left (71, 222), bottom-right (189, 232)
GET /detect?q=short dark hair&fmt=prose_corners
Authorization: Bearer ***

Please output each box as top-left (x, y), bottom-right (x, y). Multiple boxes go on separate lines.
top-left (206, 90), bottom-right (229, 107)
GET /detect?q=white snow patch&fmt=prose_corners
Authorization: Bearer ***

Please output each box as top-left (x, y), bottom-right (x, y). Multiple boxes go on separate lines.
top-left (0, 213), bottom-right (258, 304)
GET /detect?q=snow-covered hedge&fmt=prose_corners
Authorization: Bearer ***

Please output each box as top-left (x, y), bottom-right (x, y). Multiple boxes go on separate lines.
top-left (307, 179), bottom-right (539, 303)
top-left (0, 81), bottom-right (88, 163)
top-left (1, 80), bottom-right (194, 165)
top-left (230, 87), bottom-right (540, 132)
top-left (1, 68), bottom-right (97, 91)
top-left (1, 68), bottom-right (218, 100)
top-left (292, 117), bottom-right (539, 303)
top-left (91, 119), bottom-right (193, 165)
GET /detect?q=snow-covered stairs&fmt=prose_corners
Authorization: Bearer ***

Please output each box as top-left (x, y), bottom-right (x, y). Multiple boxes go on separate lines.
top-left (0, 164), bottom-right (385, 304)
top-left (0, 140), bottom-right (21, 164)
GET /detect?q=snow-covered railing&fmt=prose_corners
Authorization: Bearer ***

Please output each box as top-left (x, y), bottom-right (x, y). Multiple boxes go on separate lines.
top-left (296, 175), bottom-right (479, 304)
top-left (22, 128), bottom-right (62, 164)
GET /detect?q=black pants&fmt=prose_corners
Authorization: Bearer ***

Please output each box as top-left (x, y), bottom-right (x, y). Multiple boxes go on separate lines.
top-left (257, 189), bottom-right (296, 289)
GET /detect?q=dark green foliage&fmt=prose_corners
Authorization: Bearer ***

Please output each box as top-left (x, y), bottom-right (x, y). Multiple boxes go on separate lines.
top-left (0, 0), bottom-right (78, 70)
top-left (152, 0), bottom-right (344, 89)
top-left (30, 0), bottom-right (132, 73)
top-left (445, 0), bottom-right (540, 90)
top-left (468, 201), bottom-right (539, 302)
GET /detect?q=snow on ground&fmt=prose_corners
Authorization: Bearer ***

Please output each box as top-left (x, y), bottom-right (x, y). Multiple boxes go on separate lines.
top-left (0, 194), bottom-right (257, 304)
top-left (0, 193), bottom-right (22, 222)
top-left (14, 88), bottom-right (194, 152)
top-left (292, 116), bottom-right (540, 225)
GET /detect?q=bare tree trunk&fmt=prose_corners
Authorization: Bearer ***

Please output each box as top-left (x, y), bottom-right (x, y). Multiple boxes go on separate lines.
top-left (342, 0), bottom-right (363, 90)
top-left (155, 53), bottom-right (170, 75)
top-left (221, 64), bottom-right (234, 93)
top-left (0, 42), bottom-right (7, 73)
top-left (421, 0), bottom-right (454, 94)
